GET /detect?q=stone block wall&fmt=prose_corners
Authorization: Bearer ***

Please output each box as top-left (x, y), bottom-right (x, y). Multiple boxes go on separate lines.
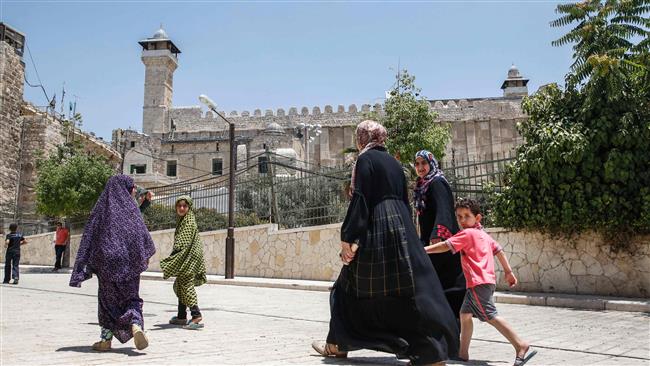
top-left (145, 224), bottom-right (341, 281)
top-left (489, 228), bottom-right (650, 298)
top-left (0, 42), bottom-right (25, 214)
top-left (16, 111), bottom-right (65, 217)
top-left (11, 224), bottom-right (650, 298)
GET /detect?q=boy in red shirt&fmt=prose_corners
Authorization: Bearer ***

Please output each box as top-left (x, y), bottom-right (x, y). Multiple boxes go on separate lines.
top-left (425, 198), bottom-right (537, 366)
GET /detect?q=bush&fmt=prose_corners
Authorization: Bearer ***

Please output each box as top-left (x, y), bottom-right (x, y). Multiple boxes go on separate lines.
top-left (143, 204), bottom-right (263, 232)
top-left (491, 1), bottom-right (650, 249)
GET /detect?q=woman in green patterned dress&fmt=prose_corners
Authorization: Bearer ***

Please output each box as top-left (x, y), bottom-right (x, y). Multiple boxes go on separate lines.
top-left (161, 196), bottom-right (207, 330)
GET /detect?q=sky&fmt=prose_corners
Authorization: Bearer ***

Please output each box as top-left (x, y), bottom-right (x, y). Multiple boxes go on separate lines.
top-left (2, 1), bottom-right (574, 140)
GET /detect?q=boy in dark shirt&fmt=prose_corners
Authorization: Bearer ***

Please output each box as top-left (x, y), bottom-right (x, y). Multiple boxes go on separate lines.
top-left (4, 223), bottom-right (27, 285)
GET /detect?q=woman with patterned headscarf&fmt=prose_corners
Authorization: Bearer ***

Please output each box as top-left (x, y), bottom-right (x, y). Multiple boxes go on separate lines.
top-left (312, 121), bottom-right (459, 365)
top-left (161, 196), bottom-right (207, 330)
top-left (414, 150), bottom-right (465, 335)
top-left (70, 174), bottom-right (156, 352)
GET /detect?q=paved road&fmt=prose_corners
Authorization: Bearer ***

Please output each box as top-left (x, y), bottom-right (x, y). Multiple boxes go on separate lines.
top-left (1, 273), bottom-right (648, 365)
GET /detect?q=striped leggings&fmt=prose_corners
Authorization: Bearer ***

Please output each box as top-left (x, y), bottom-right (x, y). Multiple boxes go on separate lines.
top-left (173, 275), bottom-right (198, 307)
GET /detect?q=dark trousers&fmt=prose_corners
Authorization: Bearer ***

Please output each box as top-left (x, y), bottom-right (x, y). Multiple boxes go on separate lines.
top-left (4, 251), bottom-right (20, 282)
top-left (54, 245), bottom-right (67, 269)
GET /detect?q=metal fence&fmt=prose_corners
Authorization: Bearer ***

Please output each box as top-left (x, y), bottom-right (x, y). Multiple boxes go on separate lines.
top-left (444, 151), bottom-right (515, 198)
top-left (0, 212), bottom-right (55, 236)
top-left (4, 150), bottom-right (514, 234)
top-left (443, 151), bottom-right (515, 225)
top-left (143, 150), bottom-right (516, 231)
top-left (145, 153), bottom-right (350, 231)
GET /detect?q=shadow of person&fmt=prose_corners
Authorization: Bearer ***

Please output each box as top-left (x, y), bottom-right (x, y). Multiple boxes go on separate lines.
top-left (56, 346), bottom-right (145, 356)
top-left (448, 359), bottom-right (501, 366)
top-left (318, 355), bottom-right (404, 365)
top-left (150, 323), bottom-right (182, 331)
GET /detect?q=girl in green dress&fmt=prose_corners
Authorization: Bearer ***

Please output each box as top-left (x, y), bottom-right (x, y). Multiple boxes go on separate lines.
top-left (161, 196), bottom-right (207, 330)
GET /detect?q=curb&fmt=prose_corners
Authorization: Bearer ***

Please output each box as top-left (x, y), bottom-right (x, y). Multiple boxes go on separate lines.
top-left (9, 265), bottom-right (650, 313)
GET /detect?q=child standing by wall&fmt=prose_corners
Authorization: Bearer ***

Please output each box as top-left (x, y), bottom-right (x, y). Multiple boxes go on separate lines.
top-left (425, 198), bottom-right (537, 366)
top-left (52, 221), bottom-right (70, 272)
top-left (161, 196), bottom-right (207, 330)
top-left (4, 223), bottom-right (27, 285)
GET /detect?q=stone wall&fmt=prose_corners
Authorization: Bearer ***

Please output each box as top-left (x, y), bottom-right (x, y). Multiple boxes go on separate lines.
top-left (489, 228), bottom-right (650, 298)
top-left (0, 41), bottom-right (25, 214)
top-left (0, 231), bottom-right (79, 268)
top-left (13, 104), bottom-right (122, 219)
top-left (8, 224), bottom-right (649, 298)
top-left (145, 224), bottom-right (341, 281)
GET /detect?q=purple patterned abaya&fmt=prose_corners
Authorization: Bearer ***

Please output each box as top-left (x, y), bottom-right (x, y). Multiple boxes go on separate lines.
top-left (70, 174), bottom-right (156, 343)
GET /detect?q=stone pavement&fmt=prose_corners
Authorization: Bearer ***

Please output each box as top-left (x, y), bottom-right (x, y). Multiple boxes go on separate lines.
top-left (1, 273), bottom-right (649, 365)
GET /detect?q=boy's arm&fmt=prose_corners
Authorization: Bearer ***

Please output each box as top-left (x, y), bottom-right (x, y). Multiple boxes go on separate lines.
top-left (424, 241), bottom-right (451, 254)
top-left (496, 251), bottom-right (517, 287)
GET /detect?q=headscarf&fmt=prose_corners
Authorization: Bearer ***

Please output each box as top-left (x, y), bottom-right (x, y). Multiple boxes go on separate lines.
top-left (70, 175), bottom-right (156, 287)
top-left (350, 120), bottom-right (387, 192)
top-left (160, 196), bottom-right (207, 286)
top-left (413, 150), bottom-right (445, 214)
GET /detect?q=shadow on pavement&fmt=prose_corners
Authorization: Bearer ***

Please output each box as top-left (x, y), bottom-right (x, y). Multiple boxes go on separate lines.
top-left (150, 323), bottom-right (182, 331)
top-left (315, 355), bottom-right (498, 366)
top-left (317, 355), bottom-right (404, 365)
top-left (56, 346), bottom-right (145, 356)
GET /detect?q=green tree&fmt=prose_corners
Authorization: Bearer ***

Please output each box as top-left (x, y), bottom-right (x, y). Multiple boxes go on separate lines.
top-left (35, 144), bottom-right (115, 218)
top-left (381, 69), bottom-right (451, 164)
top-left (551, 0), bottom-right (649, 83)
top-left (492, 0), bottom-right (649, 247)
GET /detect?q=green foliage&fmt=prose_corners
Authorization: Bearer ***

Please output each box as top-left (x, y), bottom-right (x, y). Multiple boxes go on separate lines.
top-left (381, 69), bottom-right (451, 164)
top-left (35, 144), bottom-right (115, 218)
top-left (551, 0), bottom-right (650, 83)
top-left (143, 204), bottom-right (263, 232)
top-left (492, 0), bottom-right (650, 247)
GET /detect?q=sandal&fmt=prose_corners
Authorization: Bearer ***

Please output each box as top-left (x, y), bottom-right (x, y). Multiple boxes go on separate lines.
top-left (169, 316), bottom-right (188, 325)
top-left (131, 324), bottom-right (149, 350)
top-left (513, 347), bottom-right (537, 366)
top-left (311, 341), bottom-right (348, 358)
top-left (183, 318), bottom-right (204, 330)
top-left (92, 340), bottom-right (111, 352)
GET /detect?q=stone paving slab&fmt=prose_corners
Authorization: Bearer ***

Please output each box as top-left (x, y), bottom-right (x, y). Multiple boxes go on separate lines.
top-left (1, 273), bottom-right (649, 365)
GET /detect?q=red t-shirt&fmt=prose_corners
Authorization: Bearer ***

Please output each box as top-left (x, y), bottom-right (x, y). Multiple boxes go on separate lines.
top-left (445, 228), bottom-right (502, 288)
top-left (55, 227), bottom-right (70, 245)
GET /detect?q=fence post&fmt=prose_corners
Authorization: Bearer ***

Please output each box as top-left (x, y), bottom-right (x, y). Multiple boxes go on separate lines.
top-left (265, 147), bottom-right (281, 228)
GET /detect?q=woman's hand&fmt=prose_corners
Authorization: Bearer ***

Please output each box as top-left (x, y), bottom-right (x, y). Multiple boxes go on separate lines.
top-left (339, 241), bottom-right (358, 265)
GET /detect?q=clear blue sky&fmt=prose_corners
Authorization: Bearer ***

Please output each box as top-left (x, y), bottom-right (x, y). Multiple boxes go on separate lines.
top-left (2, 1), bottom-right (573, 140)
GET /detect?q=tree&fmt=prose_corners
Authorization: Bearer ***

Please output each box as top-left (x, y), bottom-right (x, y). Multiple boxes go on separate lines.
top-left (380, 69), bottom-right (451, 164)
top-left (35, 144), bottom-right (115, 218)
top-left (551, 0), bottom-right (649, 83)
top-left (492, 0), bottom-right (649, 248)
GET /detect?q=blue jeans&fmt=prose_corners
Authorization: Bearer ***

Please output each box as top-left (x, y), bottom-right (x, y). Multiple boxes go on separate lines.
top-left (3, 251), bottom-right (20, 282)
top-left (54, 245), bottom-right (67, 269)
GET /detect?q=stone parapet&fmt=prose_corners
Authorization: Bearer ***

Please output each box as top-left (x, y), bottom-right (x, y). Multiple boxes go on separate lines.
top-left (8, 224), bottom-right (649, 298)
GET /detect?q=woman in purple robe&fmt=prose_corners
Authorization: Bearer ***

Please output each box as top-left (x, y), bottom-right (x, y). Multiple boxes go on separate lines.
top-left (70, 174), bottom-right (156, 352)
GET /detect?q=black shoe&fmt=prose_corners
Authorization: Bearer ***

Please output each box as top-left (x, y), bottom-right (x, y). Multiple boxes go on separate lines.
top-left (2, 281), bottom-right (9, 284)
top-left (12, 279), bottom-right (18, 285)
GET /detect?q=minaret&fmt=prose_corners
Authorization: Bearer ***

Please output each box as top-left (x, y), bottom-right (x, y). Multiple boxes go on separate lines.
top-left (501, 64), bottom-right (529, 98)
top-left (139, 26), bottom-right (180, 136)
